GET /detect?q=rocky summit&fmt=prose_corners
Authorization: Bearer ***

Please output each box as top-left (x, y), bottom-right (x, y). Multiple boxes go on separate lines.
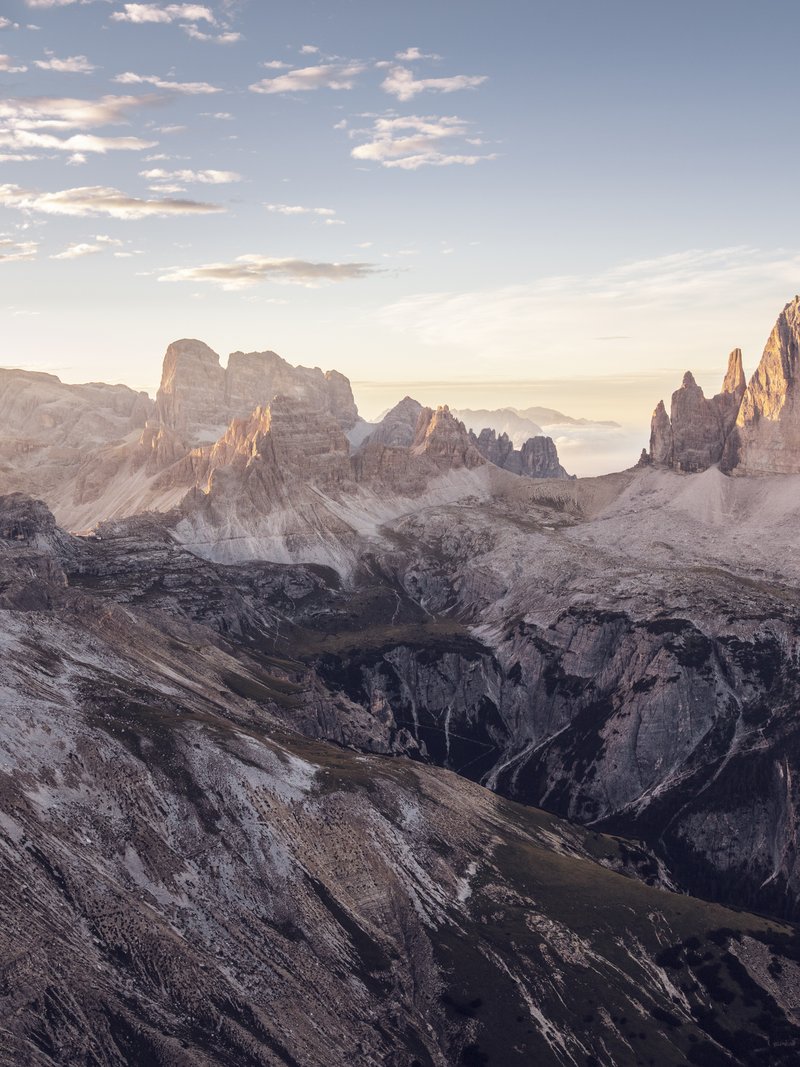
top-left (7, 302), bottom-right (800, 1064)
top-left (647, 295), bottom-right (800, 475)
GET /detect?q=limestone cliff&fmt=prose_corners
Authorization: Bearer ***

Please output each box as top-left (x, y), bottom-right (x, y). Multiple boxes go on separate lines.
top-left (470, 427), bottom-right (572, 479)
top-left (724, 296), bottom-right (800, 474)
top-left (155, 339), bottom-right (359, 446)
top-left (648, 349), bottom-right (745, 471)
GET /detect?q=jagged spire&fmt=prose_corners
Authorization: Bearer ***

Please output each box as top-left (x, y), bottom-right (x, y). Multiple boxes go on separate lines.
top-left (722, 348), bottom-right (745, 398)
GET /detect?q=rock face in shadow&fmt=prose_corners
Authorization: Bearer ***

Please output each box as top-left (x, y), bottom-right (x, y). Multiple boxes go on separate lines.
top-left (362, 396), bottom-right (423, 448)
top-left (648, 351), bottom-right (745, 472)
top-left (470, 428), bottom-right (572, 479)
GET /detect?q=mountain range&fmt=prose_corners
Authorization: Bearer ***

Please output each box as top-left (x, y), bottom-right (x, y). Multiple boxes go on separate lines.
top-left (5, 298), bottom-right (800, 1063)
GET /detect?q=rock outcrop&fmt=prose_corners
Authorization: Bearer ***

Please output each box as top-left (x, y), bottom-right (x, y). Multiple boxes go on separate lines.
top-left (648, 349), bottom-right (745, 471)
top-left (155, 340), bottom-right (359, 446)
top-left (470, 427), bottom-right (572, 479)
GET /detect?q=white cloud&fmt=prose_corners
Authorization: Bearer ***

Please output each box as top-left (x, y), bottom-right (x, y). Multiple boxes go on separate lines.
top-left (0, 55), bottom-right (27, 72)
top-left (34, 53), bottom-right (96, 73)
top-left (26, 0), bottom-right (96, 6)
top-left (141, 167), bottom-right (241, 183)
top-left (350, 114), bottom-right (496, 170)
top-left (395, 47), bottom-right (442, 61)
top-left (51, 235), bottom-right (123, 259)
top-left (262, 60), bottom-right (289, 69)
top-left (249, 63), bottom-right (364, 94)
top-left (0, 237), bottom-right (37, 262)
top-left (300, 44), bottom-right (319, 54)
top-left (265, 203), bottom-right (336, 216)
top-left (0, 183), bottom-right (225, 218)
top-left (0, 18), bottom-right (20, 29)
top-left (114, 71), bottom-right (221, 93)
top-left (200, 111), bottom-right (233, 119)
top-left (183, 26), bottom-right (241, 43)
top-left (111, 3), bottom-right (215, 23)
top-left (381, 65), bottom-right (487, 102)
top-left (0, 94), bottom-right (156, 130)
top-left (160, 254), bottom-right (380, 289)
top-left (0, 152), bottom-right (38, 161)
top-left (0, 129), bottom-right (156, 153)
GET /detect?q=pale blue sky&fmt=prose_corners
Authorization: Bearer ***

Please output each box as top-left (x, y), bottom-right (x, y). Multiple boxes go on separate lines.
top-left (1, 0), bottom-right (798, 436)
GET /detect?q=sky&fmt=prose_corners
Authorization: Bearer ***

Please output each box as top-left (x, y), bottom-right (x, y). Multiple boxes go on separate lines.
top-left (2, 0), bottom-right (800, 473)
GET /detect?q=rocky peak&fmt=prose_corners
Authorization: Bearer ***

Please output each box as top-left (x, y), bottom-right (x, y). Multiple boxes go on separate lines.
top-left (411, 406), bottom-right (484, 470)
top-left (155, 339), bottom-right (226, 444)
top-left (363, 396), bottom-right (424, 449)
top-left (722, 347), bottom-right (746, 397)
top-left (649, 400), bottom-right (673, 466)
top-left (469, 427), bottom-right (572, 479)
top-left (725, 297), bottom-right (800, 474)
top-left (155, 339), bottom-right (359, 447)
top-left (648, 352), bottom-right (748, 473)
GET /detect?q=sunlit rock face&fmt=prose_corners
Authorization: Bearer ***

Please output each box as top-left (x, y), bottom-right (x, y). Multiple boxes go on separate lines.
top-left (410, 405), bottom-right (485, 470)
top-left (470, 427), bottom-right (572, 479)
top-left (155, 339), bottom-right (359, 446)
top-left (648, 350), bottom-right (745, 472)
top-left (725, 296), bottom-right (800, 474)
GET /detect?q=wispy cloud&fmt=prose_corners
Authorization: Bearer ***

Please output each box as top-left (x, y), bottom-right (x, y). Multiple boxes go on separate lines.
top-left (0, 18), bottom-right (20, 29)
top-left (378, 247), bottom-right (800, 378)
top-left (51, 235), bottom-right (123, 259)
top-left (395, 47), bottom-right (442, 62)
top-left (114, 71), bottom-right (221, 94)
top-left (141, 167), bottom-right (241, 184)
top-left (249, 63), bottom-right (364, 94)
top-left (183, 26), bottom-right (241, 43)
top-left (0, 236), bottom-right (37, 262)
top-left (26, 0), bottom-right (99, 6)
top-left (266, 203), bottom-right (336, 216)
top-left (0, 93), bottom-right (157, 130)
top-left (159, 254), bottom-right (380, 289)
top-left (0, 129), bottom-right (156, 153)
top-left (34, 53), bottom-right (96, 73)
top-left (0, 183), bottom-right (225, 218)
top-left (0, 55), bottom-right (27, 72)
top-left (350, 114), bottom-right (496, 170)
top-left (111, 3), bottom-right (215, 24)
top-left (381, 66), bottom-right (487, 102)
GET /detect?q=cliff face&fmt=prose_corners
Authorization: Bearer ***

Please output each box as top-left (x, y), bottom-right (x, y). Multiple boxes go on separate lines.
top-left (155, 339), bottom-right (359, 445)
top-left (649, 296), bottom-right (800, 476)
top-left (648, 351), bottom-right (745, 472)
top-left (470, 427), bottom-right (572, 479)
top-left (726, 296), bottom-right (800, 474)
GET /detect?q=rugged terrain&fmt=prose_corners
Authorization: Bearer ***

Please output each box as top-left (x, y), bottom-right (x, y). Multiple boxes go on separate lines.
top-left (3, 494), bottom-right (800, 1066)
top-left (5, 297), bottom-right (800, 1062)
